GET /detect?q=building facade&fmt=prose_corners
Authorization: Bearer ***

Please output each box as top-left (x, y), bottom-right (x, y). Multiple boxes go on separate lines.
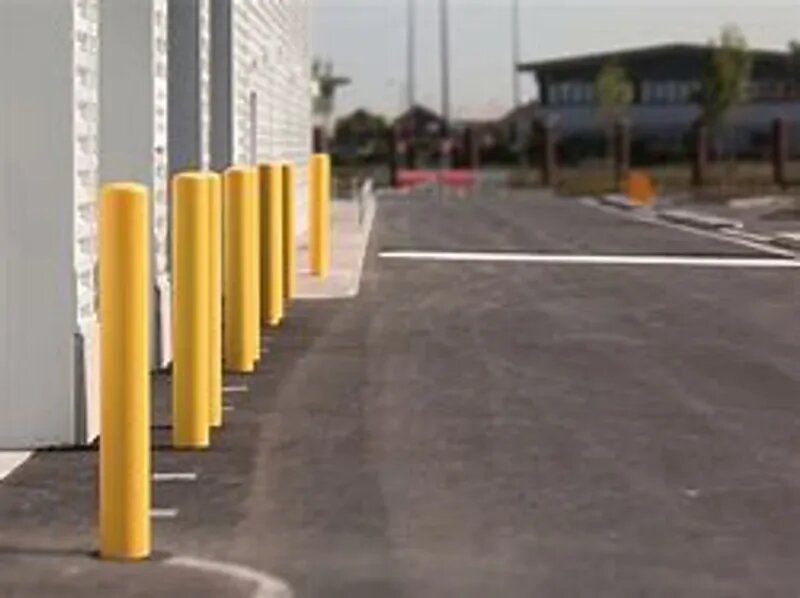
top-left (517, 43), bottom-right (800, 157)
top-left (0, 0), bottom-right (312, 448)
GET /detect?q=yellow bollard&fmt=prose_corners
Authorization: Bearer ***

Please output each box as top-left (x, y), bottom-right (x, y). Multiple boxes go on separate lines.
top-left (258, 163), bottom-right (284, 326)
top-left (249, 167), bottom-right (261, 362)
top-left (172, 172), bottom-right (211, 449)
top-left (99, 183), bottom-right (151, 560)
top-left (223, 167), bottom-right (257, 373)
top-left (282, 162), bottom-right (297, 301)
top-left (207, 173), bottom-right (223, 428)
top-left (309, 153), bottom-right (331, 277)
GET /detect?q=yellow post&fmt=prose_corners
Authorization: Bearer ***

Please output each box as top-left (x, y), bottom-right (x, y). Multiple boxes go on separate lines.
top-left (309, 153), bottom-right (331, 277)
top-left (259, 163), bottom-right (284, 326)
top-left (207, 173), bottom-right (223, 428)
top-left (172, 172), bottom-right (211, 449)
top-left (99, 183), bottom-right (151, 560)
top-left (249, 167), bottom-right (261, 362)
top-left (282, 162), bottom-right (297, 301)
top-left (223, 166), bottom-right (256, 373)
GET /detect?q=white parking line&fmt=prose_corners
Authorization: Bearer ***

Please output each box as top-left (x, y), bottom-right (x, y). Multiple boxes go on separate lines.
top-left (153, 472), bottom-right (197, 482)
top-left (223, 385), bottom-right (249, 394)
top-left (151, 508), bottom-right (179, 519)
top-left (379, 250), bottom-right (800, 268)
top-left (583, 197), bottom-right (798, 258)
top-left (167, 555), bottom-right (292, 597)
top-left (0, 452), bottom-right (31, 481)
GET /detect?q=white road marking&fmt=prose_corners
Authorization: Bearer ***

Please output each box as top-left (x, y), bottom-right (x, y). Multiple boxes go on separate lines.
top-left (167, 555), bottom-right (292, 598)
top-left (223, 405), bottom-right (235, 412)
top-left (223, 385), bottom-right (249, 394)
top-left (379, 250), bottom-right (800, 268)
top-left (0, 452), bottom-right (31, 481)
top-left (151, 508), bottom-right (179, 519)
top-left (582, 197), bottom-right (798, 258)
top-left (153, 472), bottom-right (197, 482)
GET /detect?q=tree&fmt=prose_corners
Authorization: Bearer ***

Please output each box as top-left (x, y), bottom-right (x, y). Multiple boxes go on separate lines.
top-left (698, 25), bottom-right (752, 131)
top-left (595, 60), bottom-right (634, 162)
top-left (333, 109), bottom-right (390, 162)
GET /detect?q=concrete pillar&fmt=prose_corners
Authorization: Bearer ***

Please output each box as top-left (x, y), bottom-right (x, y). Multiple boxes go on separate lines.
top-left (168, 0), bottom-right (211, 173)
top-left (405, 127), bottom-right (417, 170)
top-left (0, 0), bottom-right (101, 446)
top-left (462, 126), bottom-right (479, 170)
top-left (100, 0), bottom-right (170, 370)
top-left (535, 120), bottom-right (557, 187)
top-left (692, 120), bottom-right (708, 187)
top-left (312, 126), bottom-right (328, 154)
top-left (210, 0), bottom-right (232, 171)
top-left (772, 117), bottom-right (788, 189)
top-left (388, 127), bottom-right (399, 187)
top-left (613, 120), bottom-right (631, 186)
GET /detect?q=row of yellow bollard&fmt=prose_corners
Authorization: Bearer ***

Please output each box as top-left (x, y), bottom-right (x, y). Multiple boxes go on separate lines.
top-left (98, 155), bottom-right (331, 561)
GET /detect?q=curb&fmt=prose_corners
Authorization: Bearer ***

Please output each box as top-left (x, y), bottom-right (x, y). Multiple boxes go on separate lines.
top-left (597, 194), bottom-right (638, 210)
top-left (770, 232), bottom-right (800, 251)
top-left (657, 209), bottom-right (744, 231)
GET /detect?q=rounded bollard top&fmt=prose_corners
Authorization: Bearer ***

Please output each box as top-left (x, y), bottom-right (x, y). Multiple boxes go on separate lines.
top-left (101, 182), bottom-right (148, 199)
top-left (225, 164), bottom-right (257, 176)
top-left (174, 171), bottom-right (213, 182)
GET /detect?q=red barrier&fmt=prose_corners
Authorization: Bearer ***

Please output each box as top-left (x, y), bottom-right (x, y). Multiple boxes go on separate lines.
top-left (397, 169), bottom-right (476, 189)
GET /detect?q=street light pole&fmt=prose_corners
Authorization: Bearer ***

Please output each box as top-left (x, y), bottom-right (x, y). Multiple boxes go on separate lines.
top-left (406, 0), bottom-right (417, 169)
top-left (511, 0), bottom-right (521, 109)
top-left (439, 0), bottom-right (451, 172)
top-left (407, 0), bottom-right (416, 111)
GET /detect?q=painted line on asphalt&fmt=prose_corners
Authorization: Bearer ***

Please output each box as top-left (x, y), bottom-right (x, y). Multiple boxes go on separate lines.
top-left (167, 555), bottom-right (292, 598)
top-left (379, 250), bottom-right (800, 268)
top-left (153, 472), bottom-right (197, 483)
top-left (582, 197), bottom-right (798, 258)
top-left (223, 385), bottom-right (249, 394)
top-left (223, 405), bottom-right (235, 412)
top-left (0, 452), bottom-right (31, 481)
top-left (151, 508), bottom-right (179, 519)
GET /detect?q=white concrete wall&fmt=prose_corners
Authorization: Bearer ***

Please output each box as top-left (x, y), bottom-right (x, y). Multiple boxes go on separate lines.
top-left (0, 0), bottom-right (100, 447)
top-left (232, 0), bottom-right (312, 237)
top-left (100, 0), bottom-right (171, 370)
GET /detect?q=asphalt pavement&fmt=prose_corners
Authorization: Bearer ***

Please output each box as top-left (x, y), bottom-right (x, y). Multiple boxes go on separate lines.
top-left (1, 188), bottom-right (799, 597)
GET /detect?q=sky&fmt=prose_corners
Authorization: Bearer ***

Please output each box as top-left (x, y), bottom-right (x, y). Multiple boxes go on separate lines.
top-left (311, 0), bottom-right (800, 120)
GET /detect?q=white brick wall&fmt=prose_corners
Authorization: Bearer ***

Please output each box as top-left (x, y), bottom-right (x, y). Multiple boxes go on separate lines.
top-left (73, 0), bottom-right (100, 329)
top-left (232, 0), bottom-right (312, 235)
top-left (199, 0), bottom-right (212, 170)
top-left (154, 0), bottom-right (169, 287)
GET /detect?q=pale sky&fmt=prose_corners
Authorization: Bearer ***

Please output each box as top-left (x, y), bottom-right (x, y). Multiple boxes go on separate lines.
top-left (311, 0), bottom-right (800, 119)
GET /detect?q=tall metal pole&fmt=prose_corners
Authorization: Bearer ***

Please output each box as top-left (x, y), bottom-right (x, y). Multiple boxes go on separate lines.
top-left (407, 0), bottom-right (416, 111)
top-left (439, 0), bottom-right (451, 174)
top-left (511, 0), bottom-right (521, 109)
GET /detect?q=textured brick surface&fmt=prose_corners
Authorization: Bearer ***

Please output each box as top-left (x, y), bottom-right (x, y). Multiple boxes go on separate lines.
top-left (232, 0), bottom-right (311, 236)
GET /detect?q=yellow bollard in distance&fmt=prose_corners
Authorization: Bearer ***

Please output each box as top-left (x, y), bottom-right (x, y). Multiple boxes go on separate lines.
top-left (309, 153), bottom-right (331, 277)
top-left (99, 183), bottom-right (151, 560)
top-left (207, 172), bottom-right (223, 428)
top-left (172, 172), bottom-right (211, 449)
top-left (259, 163), bottom-right (284, 326)
top-left (248, 167), bottom-right (261, 362)
top-left (282, 162), bottom-right (297, 301)
top-left (223, 167), bottom-right (257, 373)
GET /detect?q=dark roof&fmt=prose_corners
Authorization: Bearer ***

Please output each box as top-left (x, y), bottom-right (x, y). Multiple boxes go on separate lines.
top-left (393, 104), bottom-right (444, 125)
top-left (517, 42), bottom-right (788, 73)
top-left (498, 100), bottom-right (541, 125)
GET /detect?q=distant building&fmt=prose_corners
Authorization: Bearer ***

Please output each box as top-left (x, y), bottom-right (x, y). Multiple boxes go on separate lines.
top-left (516, 43), bottom-right (800, 157)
